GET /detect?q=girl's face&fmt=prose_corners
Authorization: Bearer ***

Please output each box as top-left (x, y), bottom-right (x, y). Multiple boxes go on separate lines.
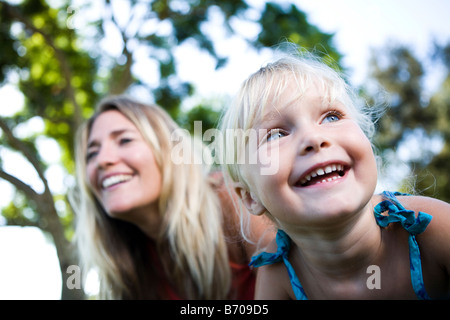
top-left (86, 110), bottom-right (162, 223)
top-left (241, 81), bottom-right (378, 230)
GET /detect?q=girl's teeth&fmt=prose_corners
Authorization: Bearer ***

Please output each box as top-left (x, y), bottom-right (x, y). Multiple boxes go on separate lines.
top-left (299, 164), bottom-right (346, 186)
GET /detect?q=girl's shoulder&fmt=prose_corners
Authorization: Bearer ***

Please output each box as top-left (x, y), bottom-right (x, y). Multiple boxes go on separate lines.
top-left (253, 246), bottom-right (294, 299)
top-left (395, 194), bottom-right (450, 214)
top-left (395, 194), bottom-right (450, 230)
top-left (397, 194), bottom-right (450, 270)
top-left (395, 194), bottom-right (450, 236)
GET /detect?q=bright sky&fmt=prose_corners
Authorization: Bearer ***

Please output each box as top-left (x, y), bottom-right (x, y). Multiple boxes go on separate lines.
top-left (1, 0), bottom-right (449, 299)
top-left (173, 0), bottom-right (450, 103)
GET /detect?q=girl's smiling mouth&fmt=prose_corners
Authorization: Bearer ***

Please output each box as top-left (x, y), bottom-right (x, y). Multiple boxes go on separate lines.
top-left (296, 163), bottom-right (348, 187)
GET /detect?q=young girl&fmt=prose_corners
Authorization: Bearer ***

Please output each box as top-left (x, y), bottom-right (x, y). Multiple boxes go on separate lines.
top-left (70, 96), bottom-right (271, 299)
top-left (219, 54), bottom-right (450, 299)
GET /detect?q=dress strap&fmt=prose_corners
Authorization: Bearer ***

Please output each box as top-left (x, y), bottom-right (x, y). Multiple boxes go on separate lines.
top-left (250, 191), bottom-right (433, 300)
top-left (249, 230), bottom-right (308, 300)
top-left (373, 191), bottom-right (433, 300)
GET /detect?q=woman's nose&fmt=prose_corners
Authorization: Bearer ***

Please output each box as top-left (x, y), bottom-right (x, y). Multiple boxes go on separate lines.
top-left (96, 143), bottom-right (119, 169)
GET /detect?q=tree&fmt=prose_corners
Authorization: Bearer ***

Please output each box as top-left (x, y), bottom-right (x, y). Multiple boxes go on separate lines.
top-left (366, 42), bottom-right (450, 201)
top-left (255, 2), bottom-right (341, 65)
top-left (0, 0), bottom-right (98, 300)
top-left (0, 0), bottom-right (342, 299)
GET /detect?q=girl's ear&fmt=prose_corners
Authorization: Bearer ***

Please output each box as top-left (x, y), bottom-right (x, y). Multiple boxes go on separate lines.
top-left (235, 183), bottom-right (266, 216)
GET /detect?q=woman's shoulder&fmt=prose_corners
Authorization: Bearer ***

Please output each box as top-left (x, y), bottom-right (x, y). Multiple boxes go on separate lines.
top-left (209, 170), bottom-right (276, 261)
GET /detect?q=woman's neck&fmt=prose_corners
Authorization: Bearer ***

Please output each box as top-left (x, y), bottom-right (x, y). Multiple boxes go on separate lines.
top-left (123, 203), bottom-right (162, 240)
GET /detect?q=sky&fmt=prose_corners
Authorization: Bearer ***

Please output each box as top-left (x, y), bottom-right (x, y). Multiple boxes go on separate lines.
top-left (1, 0), bottom-right (450, 299)
top-left (172, 0), bottom-right (450, 104)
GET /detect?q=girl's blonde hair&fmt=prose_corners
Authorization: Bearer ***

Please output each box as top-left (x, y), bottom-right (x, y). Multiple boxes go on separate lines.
top-left (71, 96), bottom-right (231, 299)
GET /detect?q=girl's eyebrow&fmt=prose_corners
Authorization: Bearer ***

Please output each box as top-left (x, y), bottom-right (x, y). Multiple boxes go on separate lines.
top-left (254, 102), bottom-right (284, 124)
top-left (255, 105), bottom-right (289, 130)
top-left (261, 108), bottom-right (282, 123)
top-left (87, 128), bottom-right (135, 149)
top-left (257, 92), bottom-right (302, 127)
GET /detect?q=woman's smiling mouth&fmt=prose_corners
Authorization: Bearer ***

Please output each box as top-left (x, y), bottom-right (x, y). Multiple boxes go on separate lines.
top-left (101, 174), bottom-right (133, 189)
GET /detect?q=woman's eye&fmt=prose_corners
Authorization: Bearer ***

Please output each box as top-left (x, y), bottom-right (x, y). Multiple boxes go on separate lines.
top-left (267, 129), bottom-right (286, 142)
top-left (119, 137), bottom-right (133, 145)
top-left (86, 150), bottom-right (98, 162)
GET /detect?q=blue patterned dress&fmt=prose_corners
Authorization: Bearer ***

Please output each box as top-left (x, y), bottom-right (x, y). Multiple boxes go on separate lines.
top-left (249, 191), bottom-right (433, 300)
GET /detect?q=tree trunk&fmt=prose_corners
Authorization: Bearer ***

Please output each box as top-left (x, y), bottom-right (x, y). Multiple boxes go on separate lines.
top-left (39, 191), bottom-right (86, 300)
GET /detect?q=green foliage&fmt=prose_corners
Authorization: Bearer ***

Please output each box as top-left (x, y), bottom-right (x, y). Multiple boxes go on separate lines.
top-left (256, 2), bottom-right (342, 67)
top-left (0, 4), bottom-right (17, 83)
top-left (367, 42), bottom-right (450, 201)
top-left (1, 191), bottom-right (39, 226)
top-left (178, 103), bottom-right (222, 134)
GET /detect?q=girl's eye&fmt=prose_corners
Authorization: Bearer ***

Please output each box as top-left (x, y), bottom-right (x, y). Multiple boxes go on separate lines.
top-left (322, 111), bottom-right (343, 124)
top-left (267, 129), bottom-right (287, 142)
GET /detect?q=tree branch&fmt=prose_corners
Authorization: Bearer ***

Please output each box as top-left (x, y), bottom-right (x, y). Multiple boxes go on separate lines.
top-left (2, 1), bottom-right (83, 128)
top-left (5, 216), bottom-right (40, 228)
top-left (0, 169), bottom-right (39, 202)
top-left (0, 117), bottom-right (49, 192)
top-left (105, 0), bottom-right (134, 94)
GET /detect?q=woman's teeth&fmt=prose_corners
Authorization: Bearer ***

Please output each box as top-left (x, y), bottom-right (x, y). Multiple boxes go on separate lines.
top-left (102, 174), bottom-right (133, 189)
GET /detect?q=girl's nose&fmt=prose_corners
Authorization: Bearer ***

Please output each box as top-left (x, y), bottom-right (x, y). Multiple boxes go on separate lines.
top-left (298, 129), bottom-right (330, 156)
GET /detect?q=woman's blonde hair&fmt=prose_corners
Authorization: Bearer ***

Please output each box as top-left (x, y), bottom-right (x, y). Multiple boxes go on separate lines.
top-left (71, 96), bottom-right (231, 299)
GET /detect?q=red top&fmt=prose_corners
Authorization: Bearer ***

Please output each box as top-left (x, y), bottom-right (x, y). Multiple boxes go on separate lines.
top-left (148, 240), bottom-right (256, 300)
top-left (228, 260), bottom-right (256, 300)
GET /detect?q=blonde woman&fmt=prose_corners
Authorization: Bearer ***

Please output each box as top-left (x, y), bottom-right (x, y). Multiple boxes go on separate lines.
top-left (70, 96), bottom-right (270, 299)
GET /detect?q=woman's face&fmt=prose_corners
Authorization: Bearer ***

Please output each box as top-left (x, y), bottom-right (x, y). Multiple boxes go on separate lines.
top-left (85, 110), bottom-right (162, 224)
